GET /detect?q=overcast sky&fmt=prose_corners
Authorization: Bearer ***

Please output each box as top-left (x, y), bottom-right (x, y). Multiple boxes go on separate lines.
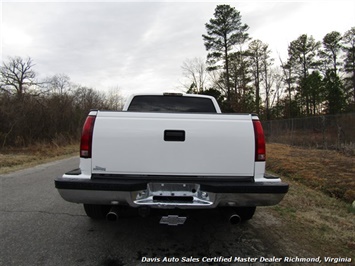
top-left (1, 1), bottom-right (354, 97)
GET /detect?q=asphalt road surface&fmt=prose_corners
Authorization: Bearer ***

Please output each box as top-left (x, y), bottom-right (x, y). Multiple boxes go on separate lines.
top-left (1, 157), bottom-right (292, 266)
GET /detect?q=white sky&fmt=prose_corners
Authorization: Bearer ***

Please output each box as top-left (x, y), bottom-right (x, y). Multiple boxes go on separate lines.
top-left (1, 1), bottom-right (354, 97)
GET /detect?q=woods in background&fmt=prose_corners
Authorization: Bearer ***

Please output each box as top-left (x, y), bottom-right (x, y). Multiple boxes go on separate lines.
top-left (183, 5), bottom-right (355, 118)
top-left (0, 57), bottom-right (123, 148)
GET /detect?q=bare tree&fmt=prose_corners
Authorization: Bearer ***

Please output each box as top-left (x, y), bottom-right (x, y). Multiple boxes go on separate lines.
top-left (50, 73), bottom-right (71, 94)
top-left (105, 86), bottom-right (124, 110)
top-left (0, 57), bottom-right (37, 97)
top-left (261, 44), bottom-right (274, 119)
top-left (248, 40), bottom-right (264, 114)
top-left (270, 68), bottom-right (284, 108)
top-left (181, 57), bottom-right (208, 93)
top-left (279, 55), bottom-right (296, 118)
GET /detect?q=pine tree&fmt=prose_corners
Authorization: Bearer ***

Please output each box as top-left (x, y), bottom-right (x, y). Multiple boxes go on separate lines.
top-left (324, 70), bottom-right (346, 114)
top-left (320, 31), bottom-right (343, 73)
top-left (202, 5), bottom-right (249, 108)
top-left (287, 34), bottom-right (321, 115)
top-left (342, 27), bottom-right (355, 107)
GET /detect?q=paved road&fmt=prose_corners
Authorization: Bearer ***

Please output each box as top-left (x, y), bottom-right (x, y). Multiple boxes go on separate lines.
top-left (1, 157), bottom-right (291, 266)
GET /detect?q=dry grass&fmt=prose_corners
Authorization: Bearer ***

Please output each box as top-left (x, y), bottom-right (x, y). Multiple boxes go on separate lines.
top-left (266, 143), bottom-right (355, 203)
top-left (266, 143), bottom-right (355, 257)
top-left (269, 179), bottom-right (355, 256)
top-left (0, 143), bottom-right (78, 174)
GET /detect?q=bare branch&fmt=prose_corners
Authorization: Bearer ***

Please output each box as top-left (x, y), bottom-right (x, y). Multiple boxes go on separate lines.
top-left (0, 56), bottom-right (37, 96)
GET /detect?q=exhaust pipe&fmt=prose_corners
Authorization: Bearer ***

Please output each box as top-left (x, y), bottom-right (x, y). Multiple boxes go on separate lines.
top-left (229, 213), bottom-right (242, 225)
top-left (106, 206), bottom-right (120, 221)
top-left (222, 208), bottom-right (242, 225)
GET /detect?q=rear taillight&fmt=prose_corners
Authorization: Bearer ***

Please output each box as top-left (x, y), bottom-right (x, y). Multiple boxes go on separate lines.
top-left (253, 120), bottom-right (266, 161)
top-left (80, 115), bottom-right (96, 158)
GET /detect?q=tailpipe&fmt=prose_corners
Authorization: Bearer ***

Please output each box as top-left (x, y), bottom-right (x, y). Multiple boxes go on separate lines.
top-left (229, 213), bottom-right (242, 225)
top-left (222, 208), bottom-right (242, 225)
top-left (106, 206), bottom-right (120, 222)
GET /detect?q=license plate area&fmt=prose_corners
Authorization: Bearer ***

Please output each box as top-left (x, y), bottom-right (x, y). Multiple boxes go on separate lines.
top-left (150, 183), bottom-right (198, 196)
top-left (133, 183), bottom-right (214, 207)
top-left (153, 196), bottom-right (193, 203)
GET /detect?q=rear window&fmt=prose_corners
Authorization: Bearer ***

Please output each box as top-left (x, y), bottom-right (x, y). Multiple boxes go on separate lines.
top-left (127, 95), bottom-right (217, 113)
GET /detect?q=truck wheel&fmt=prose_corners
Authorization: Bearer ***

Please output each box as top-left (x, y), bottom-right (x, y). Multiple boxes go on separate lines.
top-left (237, 207), bottom-right (256, 222)
top-left (83, 204), bottom-right (110, 219)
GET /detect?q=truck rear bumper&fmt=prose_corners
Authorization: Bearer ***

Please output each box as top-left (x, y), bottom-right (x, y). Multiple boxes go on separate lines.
top-left (55, 176), bottom-right (288, 208)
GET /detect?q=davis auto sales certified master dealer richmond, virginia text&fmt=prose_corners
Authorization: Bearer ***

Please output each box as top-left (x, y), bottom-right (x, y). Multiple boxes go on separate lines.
top-left (141, 256), bottom-right (352, 264)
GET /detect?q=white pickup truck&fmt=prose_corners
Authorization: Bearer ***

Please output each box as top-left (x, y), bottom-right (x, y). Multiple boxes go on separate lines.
top-left (55, 93), bottom-right (288, 225)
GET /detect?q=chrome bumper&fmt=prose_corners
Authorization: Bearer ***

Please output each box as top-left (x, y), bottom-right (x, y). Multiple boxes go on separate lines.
top-left (55, 176), bottom-right (288, 208)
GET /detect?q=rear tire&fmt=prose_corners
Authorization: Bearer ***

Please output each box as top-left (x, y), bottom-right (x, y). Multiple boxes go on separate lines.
top-left (83, 204), bottom-right (110, 219)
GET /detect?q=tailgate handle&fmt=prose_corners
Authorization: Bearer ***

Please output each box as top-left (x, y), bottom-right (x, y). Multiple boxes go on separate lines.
top-left (164, 130), bottom-right (185, 142)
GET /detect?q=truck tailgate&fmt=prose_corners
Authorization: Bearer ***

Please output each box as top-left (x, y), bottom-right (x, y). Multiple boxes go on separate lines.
top-left (91, 112), bottom-right (255, 177)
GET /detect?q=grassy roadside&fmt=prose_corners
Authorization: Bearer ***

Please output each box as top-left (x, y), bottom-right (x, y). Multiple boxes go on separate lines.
top-left (267, 177), bottom-right (355, 257)
top-left (266, 143), bottom-right (354, 204)
top-left (266, 143), bottom-right (355, 257)
top-left (0, 143), bottom-right (78, 174)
